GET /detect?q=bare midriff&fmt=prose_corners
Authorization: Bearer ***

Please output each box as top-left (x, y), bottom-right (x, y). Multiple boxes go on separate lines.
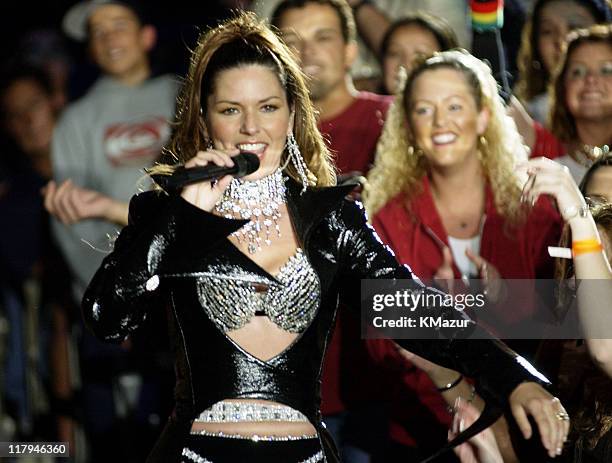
top-left (192, 214), bottom-right (318, 437)
top-left (190, 399), bottom-right (317, 437)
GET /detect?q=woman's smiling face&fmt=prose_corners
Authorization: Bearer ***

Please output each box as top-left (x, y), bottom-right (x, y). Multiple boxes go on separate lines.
top-left (407, 67), bottom-right (489, 170)
top-left (206, 64), bottom-right (293, 181)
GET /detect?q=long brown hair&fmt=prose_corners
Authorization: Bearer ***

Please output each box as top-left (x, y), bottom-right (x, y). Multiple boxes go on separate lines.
top-left (549, 24), bottom-right (612, 143)
top-left (515, 0), bottom-right (611, 103)
top-left (152, 12), bottom-right (335, 187)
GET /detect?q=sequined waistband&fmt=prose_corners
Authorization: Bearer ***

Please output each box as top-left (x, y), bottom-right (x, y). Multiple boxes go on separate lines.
top-left (182, 447), bottom-right (324, 463)
top-left (189, 429), bottom-right (319, 441)
top-left (193, 401), bottom-right (310, 423)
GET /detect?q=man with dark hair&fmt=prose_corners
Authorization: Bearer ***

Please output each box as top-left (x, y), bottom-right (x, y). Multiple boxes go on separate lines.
top-left (272, 0), bottom-right (356, 43)
top-left (272, 2), bottom-right (393, 461)
top-left (259, 0), bottom-right (469, 89)
top-left (46, 0), bottom-right (177, 300)
top-left (0, 66), bottom-right (56, 177)
top-left (272, 0), bottom-right (390, 175)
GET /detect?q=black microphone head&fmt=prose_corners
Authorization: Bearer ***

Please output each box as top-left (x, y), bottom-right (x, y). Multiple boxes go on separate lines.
top-left (234, 152), bottom-right (260, 177)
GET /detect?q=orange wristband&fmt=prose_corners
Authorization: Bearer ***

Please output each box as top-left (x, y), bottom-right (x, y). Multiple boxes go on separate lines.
top-left (572, 238), bottom-right (603, 257)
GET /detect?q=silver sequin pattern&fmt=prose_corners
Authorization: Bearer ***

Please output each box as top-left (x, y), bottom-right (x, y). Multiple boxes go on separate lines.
top-left (194, 401), bottom-right (309, 423)
top-left (190, 430), bottom-right (318, 441)
top-left (181, 447), bottom-right (324, 463)
top-left (214, 169), bottom-right (286, 254)
top-left (196, 248), bottom-right (320, 333)
top-left (182, 448), bottom-right (213, 463)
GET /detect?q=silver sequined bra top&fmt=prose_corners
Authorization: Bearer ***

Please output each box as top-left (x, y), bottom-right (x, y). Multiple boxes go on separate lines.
top-left (196, 249), bottom-right (321, 333)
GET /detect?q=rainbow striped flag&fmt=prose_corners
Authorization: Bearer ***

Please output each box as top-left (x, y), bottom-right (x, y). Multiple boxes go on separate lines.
top-left (470, 0), bottom-right (504, 31)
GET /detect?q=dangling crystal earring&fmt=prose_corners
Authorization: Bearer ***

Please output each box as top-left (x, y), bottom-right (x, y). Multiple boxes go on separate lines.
top-left (204, 138), bottom-right (214, 150)
top-left (285, 132), bottom-right (312, 193)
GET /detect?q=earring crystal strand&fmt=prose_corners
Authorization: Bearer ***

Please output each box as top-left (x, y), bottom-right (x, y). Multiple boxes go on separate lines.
top-left (286, 133), bottom-right (312, 193)
top-left (214, 169), bottom-right (286, 254)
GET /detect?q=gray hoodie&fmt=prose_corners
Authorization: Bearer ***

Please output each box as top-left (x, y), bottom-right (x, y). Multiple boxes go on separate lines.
top-left (51, 74), bottom-right (179, 300)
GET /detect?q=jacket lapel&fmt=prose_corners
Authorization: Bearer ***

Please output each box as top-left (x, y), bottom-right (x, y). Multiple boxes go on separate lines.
top-left (160, 178), bottom-right (358, 277)
top-left (285, 178), bottom-right (358, 247)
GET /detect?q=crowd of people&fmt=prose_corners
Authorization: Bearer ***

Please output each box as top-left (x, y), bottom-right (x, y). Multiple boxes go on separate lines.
top-left (1, 0), bottom-right (611, 462)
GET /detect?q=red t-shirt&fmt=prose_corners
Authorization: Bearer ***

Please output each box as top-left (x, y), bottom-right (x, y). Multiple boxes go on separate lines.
top-left (317, 92), bottom-right (392, 415)
top-left (318, 92), bottom-right (391, 175)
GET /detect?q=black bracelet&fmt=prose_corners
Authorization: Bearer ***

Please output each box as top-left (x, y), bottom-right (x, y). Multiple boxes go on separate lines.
top-left (436, 374), bottom-right (463, 392)
top-left (352, 0), bottom-right (373, 14)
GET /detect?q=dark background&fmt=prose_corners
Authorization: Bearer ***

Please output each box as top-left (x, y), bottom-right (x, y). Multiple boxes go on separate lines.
top-left (1, 1), bottom-right (233, 97)
top-left (0, 1), bottom-right (528, 100)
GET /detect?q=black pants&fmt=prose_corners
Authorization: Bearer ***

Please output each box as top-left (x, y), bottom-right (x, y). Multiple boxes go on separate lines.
top-left (181, 434), bottom-right (323, 463)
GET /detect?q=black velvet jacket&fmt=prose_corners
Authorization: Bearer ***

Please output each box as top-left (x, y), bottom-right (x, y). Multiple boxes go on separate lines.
top-left (82, 179), bottom-right (547, 462)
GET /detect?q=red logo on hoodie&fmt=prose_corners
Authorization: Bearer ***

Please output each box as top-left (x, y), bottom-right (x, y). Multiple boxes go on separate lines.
top-left (104, 116), bottom-right (171, 167)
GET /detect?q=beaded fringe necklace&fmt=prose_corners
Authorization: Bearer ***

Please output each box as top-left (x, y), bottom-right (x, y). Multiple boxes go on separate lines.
top-left (214, 169), bottom-right (287, 254)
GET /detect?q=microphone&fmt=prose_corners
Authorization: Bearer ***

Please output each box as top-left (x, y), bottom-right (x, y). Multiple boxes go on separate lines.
top-left (151, 152), bottom-right (260, 190)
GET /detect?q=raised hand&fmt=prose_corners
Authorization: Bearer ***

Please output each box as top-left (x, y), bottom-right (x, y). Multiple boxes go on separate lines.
top-left (180, 149), bottom-right (239, 212)
top-left (517, 157), bottom-right (586, 223)
top-left (465, 249), bottom-right (505, 302)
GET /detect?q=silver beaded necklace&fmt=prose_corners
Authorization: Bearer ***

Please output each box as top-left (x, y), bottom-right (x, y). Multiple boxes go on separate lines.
top-left (214, 169), bottom-right (287, 254)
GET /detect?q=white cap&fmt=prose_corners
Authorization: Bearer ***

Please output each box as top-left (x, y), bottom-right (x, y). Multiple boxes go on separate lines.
top-left (62, 0), bottom-right (140, 42)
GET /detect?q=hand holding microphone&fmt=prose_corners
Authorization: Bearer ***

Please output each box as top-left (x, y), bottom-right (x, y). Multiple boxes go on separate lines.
top-left (153, 150), bottom-right (260, 212)
top-left (152, 151), bottom-right (260, 190)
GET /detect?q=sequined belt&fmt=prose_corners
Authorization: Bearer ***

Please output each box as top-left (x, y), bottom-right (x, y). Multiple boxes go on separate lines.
top-left (189, 430), bottom-right (318, 441)
top-left (193, 401), bottom-right (310, 423)
top-left (182, 448), bottom-right (324, 463)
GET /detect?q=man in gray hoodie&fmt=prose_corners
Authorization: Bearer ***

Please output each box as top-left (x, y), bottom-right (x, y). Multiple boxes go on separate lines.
top-left (45, 0), bottom-right (177, 297)
top-left (43, 1), bottom-right (178, 460)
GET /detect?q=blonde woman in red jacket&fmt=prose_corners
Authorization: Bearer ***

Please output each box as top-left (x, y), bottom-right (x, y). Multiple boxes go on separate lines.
top-left (362, 50), bottom-right (564, 461)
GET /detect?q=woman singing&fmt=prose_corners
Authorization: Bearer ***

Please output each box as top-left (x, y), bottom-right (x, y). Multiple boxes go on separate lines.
top-left (82, 13), bottom-right (569, 463)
